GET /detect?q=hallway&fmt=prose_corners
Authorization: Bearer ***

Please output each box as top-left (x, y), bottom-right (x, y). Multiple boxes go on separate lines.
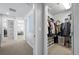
top-left (48, 44), bottom-right (72, 55)
top-left (0, 36), bottom-right (33, 55)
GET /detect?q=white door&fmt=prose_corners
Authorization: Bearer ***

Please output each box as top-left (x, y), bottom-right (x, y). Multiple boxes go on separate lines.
top-left (25, 9), bottom-right (35, 48)
top-left (7, 20), bottom-right (15, 40)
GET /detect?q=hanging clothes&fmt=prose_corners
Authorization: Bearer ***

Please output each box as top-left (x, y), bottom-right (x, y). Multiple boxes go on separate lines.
top-left (50, 21), bottom-right (55, 34)
top-left (60, 22), bottom-right (71, 36)
top-left (61, 23), bottom-right (64, 36)
top-left (55, 20), bottom-right (61, 35)
top-left (63, 22), bottom-right (71, 37)
top-left (48, 20), bottom-right (51, 37)
top-left (55, 24), bottom-right (61, 35)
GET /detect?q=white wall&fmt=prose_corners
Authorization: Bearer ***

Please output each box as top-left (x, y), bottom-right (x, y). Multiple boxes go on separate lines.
top-left (49, 10), bottom-right (71, 23)
top-left (48, 13), bottom-right (53, 18)
top-left (54, 10), bottom-right (71, 23)
top-left (72, 3), bottom-right (79, 55)
top-left (34, 3), bottom-right (47, 55)
top-left (16, 18), bottom-right (25, 33)
top-left (25, 9), bottom-right (34, 48)
top-left (0, 14), bottom-right (3, 47)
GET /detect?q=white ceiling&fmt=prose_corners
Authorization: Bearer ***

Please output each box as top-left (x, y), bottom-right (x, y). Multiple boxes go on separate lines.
top-left (0, 3), bottom-right (33, 18)
top-left (0, 3), bottom-right (70, 18)
top-left (46, 3), bottom-right (69, 15)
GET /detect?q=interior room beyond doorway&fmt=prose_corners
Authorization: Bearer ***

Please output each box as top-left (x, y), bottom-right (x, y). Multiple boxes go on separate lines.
top-left (0, 3), bottom-right (33, 55)
top-left (46, 3), bottom-right (72, 55)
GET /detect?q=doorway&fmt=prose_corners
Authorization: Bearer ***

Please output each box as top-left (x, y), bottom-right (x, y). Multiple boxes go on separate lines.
top-left (45, 3), bottom-right (73, 55)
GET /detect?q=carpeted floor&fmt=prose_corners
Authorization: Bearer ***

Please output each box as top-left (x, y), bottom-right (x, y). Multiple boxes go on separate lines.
top-left (0, 35), bottom-right (72, 55)
top-left (0, 36), bottom-right (33, 55)
top-left (48, 44), bottom-right (72, 55)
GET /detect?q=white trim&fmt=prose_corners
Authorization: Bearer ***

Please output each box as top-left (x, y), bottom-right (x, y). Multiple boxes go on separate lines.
top-left (24, 4), bottom-right (34, 54)
top-left (48, 44), bottom-right (55, 48)
top-left (43, 5), bottom-right (48, 55)
top-left (0, 14), bottom-right (3, 47)
top-left (71, 4), bottom-right (74, 55)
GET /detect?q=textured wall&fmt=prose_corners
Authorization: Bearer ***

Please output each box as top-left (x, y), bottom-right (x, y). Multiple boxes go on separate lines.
top-left (33, 3), bottom-right (46, 55)
top-left (72, 3), bottom-right (79, 55)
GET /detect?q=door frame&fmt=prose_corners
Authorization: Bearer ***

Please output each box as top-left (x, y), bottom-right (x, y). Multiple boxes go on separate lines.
top-left (43, 4), bottom-right (74, 55)
top-left (24, 6), bottom-right (35, 54)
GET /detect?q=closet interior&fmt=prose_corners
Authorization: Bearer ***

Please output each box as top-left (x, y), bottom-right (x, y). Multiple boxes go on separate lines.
top-left (47, 3), bottom-right (72, 55)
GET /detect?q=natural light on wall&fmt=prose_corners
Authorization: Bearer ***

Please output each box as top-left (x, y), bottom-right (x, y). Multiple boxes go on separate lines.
top-left (62, 3), bottom-right (71, 9)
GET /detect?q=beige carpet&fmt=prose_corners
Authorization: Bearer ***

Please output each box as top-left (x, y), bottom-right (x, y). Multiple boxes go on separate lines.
top-left (48, 44), bottom-right (72, 55)
top-left (0, 36), bottom-right (33, 55)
